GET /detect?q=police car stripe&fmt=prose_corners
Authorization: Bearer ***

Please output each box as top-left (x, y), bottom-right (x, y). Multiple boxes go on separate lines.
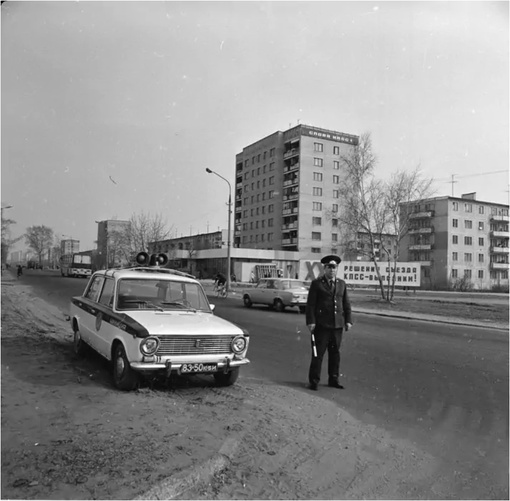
top-left (71, 297), bottom-right (150, 338)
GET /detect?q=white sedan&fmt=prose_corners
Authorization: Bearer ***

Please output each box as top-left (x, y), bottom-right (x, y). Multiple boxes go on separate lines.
top-left (242, 278), bottom-right (309, 313)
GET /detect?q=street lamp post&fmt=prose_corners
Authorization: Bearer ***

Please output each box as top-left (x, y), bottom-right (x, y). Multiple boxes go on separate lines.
top-left (206, 168), bottom-right (232, 293)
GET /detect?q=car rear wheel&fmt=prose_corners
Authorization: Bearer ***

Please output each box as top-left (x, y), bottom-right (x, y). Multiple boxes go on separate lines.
top-left (214, 367), bottom-right (239, 386)
top-left (73, 327), bottom-right (87, 357)
top-left (113, 343), bottom-right (139, 391)
top-left (243, 295), bottom-right (252, 308)
top-left (274, 299), bottom-right (285, 312)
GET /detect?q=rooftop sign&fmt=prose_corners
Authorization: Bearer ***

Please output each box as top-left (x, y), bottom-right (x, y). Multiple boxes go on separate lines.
top-left (301, 125), bottom-right (358, 145)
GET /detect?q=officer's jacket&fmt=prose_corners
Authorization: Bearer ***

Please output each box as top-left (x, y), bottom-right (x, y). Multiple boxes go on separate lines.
top-left (305, 275), bottom-right (352, 329)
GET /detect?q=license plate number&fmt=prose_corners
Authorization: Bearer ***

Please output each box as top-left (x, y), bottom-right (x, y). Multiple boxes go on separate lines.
top-left (181, 363), bottom-right (217, 374)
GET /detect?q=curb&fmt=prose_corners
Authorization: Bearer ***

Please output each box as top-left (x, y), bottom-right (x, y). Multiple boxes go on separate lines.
top-left (135, 436), bottom-right (241, 500)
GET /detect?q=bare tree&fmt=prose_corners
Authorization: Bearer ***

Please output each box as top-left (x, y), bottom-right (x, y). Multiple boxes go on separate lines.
top-left (1, 214), bottom-right (22, 265)
top-left (334, 132), bottom-right (434, 301)
top-left (25, 225), bottom-right (54, 266)
top-left (114, 212), bottom-right (173, 266)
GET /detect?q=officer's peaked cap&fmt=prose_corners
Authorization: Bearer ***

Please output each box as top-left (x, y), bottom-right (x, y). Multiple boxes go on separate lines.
top-left (321, 254), bottom-right (342, 265)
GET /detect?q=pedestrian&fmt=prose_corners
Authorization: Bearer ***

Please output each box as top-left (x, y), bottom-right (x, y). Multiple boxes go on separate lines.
top-left (17, 264), bottom-right (23, 279)
top-left (305, 254), bottom-right (353, 391)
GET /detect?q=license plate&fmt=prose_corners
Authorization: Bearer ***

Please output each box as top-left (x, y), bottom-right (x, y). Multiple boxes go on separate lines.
top-left (180, 363), bottom-right (218, 374)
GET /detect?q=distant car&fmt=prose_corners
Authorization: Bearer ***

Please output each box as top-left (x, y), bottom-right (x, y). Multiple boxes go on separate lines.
top-left (242, 278), bottom-right (309, 313)
top-left (69, 253), bottom-right (250, 390)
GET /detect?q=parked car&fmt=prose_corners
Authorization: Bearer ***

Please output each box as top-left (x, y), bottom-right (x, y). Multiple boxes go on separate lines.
top-left (242, 278), bottom-right (309, 312)
top-left (69, 253), bottom-right (250, 390)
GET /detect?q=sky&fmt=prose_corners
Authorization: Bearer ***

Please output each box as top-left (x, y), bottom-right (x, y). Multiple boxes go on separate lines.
top-left (2, 0), bottom-right (509, 253)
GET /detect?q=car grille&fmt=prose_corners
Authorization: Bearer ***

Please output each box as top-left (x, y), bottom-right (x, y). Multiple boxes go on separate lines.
top-left (156, 335), bottom-right (233, 356)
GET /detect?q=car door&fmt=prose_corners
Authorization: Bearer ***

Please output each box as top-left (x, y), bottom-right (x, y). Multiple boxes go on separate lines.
top-left (90, 277), bottom-right (116, 358)
top-left (80, 275), bottom-right (105, 348)
top-left (251, 280), bottom-right (267, 304)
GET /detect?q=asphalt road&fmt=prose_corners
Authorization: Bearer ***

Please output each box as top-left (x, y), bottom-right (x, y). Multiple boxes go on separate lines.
top-left (13, 270), bottom-right (510, 499)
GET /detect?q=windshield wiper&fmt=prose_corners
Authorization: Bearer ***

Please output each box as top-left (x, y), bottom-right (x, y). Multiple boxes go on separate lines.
top-left (122, 300), bottom-right (164, 312)
top-left (160, 301), bottom-right (197, 312)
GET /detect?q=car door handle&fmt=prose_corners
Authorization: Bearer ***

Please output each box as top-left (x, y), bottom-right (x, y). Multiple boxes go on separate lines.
top-left (90, 308), bottom-right (96, 315)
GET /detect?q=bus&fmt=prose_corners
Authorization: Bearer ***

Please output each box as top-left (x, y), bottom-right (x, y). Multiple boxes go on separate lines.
top-left (60, 253), bottom-right (92, 278)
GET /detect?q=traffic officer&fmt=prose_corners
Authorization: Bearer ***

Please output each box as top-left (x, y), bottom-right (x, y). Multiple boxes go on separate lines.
top-left (305, 255), bottom-right (353, 391)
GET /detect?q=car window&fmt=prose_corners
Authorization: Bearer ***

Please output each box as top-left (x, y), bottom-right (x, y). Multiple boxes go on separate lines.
top-left (84, 276), bottom-right (105, 302)
top-left (116, 278), bottom-right (211, 311)
top-left (281, 280), bottom-right (308, 290)
top-left (266, 280), bottom-right (275, 289)
top-left (98, 278), bottom-right (115, 307)
top-left (256, 281), bottom-right (267, 289)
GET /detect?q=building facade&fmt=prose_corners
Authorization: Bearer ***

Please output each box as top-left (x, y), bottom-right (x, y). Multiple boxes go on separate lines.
top-left (400, 193), bottom-right (509, 290)
top-left (61, 239), bottom-right (80, 255)
top-left (96, 219), bottom-right (130, 270)
top-left (234, 124), bottom-right (358, 260)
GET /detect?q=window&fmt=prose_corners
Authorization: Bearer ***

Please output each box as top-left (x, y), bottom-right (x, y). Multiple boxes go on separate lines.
top-left (478, 254), bottom-right (484, 263)
top-left (479, 237), bottom-right (484, 246)
top-left (270, 148), bottom-right (275, 157)
top-left (451, 269), bottom-right (458, 278)
top-left (452, 252), bottom-right (458, 261)
top-left (333, 175), bottom-right (340, 184)
top-left (98, 278), bottom-right (114, 306)
top-left (313, 202), bottom-right (322, 211)
top-left (465, 220), bottom-right (473, 229)
top-left (333, 161), bottom-right (339, 170)
top-left (314, 158), bottom-right (323, 167)
top-left (479, 206), bottom-right (484, 214)
top-left (268, 190), bottom-right (274, 199)
top-left (268, 218), bottom-right (274, 227)
top-left (311, 247), bottom-right (321, 253)
top-left (269, 162), bottom-right (275, 171)
top-left (268, 233), bottom-right (273, 242)
top-left (312, 232), bottom-right (321, 240)
top-left (478, 222), bottom-right (484, 230)
top-left (452, 235), bottom-right (458, 244)
top-left (312, 217), bottom-right (322, 225)
top-left (332, 204), bottom-right (338, 213)
top-left (314, 142), bottom-right (323, 152)
top-left (333, 190), bottom-right (339, 198)
top-left (464, 236), bottom-right (472, 245)
top-left (313, 172), bottom-right (323, 181)
top-left (464, 253), bottom-right (472, 262)
top-left (268, 204), bottom-right (274, 213)
top-left (464, 269), bottom-right (472, 279)
top-left (332, 233), bottom-right (338, 242)
top-left (257, 154), bottom-right (261, 162)
top-left (85, 276), bottom-right (104, 302)
top-left (452, 219), bottom-right (458, 228)
top-left (269, 176), bottom-right (274, 185)
top-left (332, 218), bottom-right (338, 227)
top-left (465, 203), bottom-right (473, 213)
top-left (478, 270), bottom-right (484, 279)
top-left (313, 187), bottom-right (323, 196)
top-left (453, 201), bottom-right (459, 211)
top-left (333, 146), bottom-right (339, 155)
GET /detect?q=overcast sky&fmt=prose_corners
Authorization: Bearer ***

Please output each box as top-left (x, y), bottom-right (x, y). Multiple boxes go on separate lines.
top-left (2, 1), bottom-right (508, 252)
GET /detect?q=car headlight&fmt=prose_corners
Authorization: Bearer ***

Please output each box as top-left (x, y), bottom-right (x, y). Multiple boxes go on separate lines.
top-left (231, 335), bottom-right (247, 354)
top-left (140, 336), bottom-right (160, 355)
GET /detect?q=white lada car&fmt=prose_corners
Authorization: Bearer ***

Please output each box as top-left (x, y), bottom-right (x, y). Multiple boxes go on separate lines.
top-left (69, 254), bottom-right (250, 391)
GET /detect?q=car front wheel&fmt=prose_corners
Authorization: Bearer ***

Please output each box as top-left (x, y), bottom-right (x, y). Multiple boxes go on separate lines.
top-left (274, 299), bottom-right (285, 312)
top-left (243, 295), bottom-right (252, 308)
top-left (214, 367), bottom-right (240, 386)
top-left (113, 343), bottom-right (139, 391)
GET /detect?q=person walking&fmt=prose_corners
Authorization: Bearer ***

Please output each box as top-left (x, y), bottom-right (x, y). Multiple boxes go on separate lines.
top-left (305, 254), bottom-right (353, 391)
top-left (17, 264), bottom-right (23, 279)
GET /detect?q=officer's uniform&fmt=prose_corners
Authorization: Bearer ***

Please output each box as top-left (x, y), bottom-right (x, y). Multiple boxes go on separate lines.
top-left (305, 256), bottom-right (352, 388)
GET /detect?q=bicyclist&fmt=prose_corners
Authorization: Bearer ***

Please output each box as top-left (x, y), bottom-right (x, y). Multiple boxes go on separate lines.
top-left (214, 272), bottom-right (227, 289)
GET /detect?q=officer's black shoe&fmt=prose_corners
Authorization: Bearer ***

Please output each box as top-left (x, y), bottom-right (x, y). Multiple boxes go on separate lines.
top-left (328, 380), bottom-right (344, 389)
top-left (309, 382), bottom-right (318, 391)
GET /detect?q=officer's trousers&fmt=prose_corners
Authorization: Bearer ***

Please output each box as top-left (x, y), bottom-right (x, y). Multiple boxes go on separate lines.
top-left (308, 326), bottom-right (344, 385)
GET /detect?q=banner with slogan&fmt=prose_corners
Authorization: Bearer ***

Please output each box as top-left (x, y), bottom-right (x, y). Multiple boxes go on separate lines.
top-left (338, 262), bottom-right (421, 287)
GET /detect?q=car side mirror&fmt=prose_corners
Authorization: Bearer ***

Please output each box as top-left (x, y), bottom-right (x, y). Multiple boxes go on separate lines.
top-left (210, 304), bottom-right (216, 312)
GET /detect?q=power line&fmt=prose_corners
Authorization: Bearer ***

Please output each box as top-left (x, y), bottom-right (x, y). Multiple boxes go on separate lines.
top-left (437, 169), bottom-right (508, 183)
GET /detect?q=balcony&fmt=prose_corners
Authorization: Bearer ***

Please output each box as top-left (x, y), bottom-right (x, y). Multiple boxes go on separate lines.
top-left (491, 262), bottom-right (509, 270)
top-left (283, 163), bottom-right (299, 173)
top-left (283, 177), bottom-right (299, 187)
top-left (491, 214), bottom-right (510, 223)
top-left (283, 194), bottom-right (298, 201)
top-left (282, 222), bottom-right (298, 230)
top-left (282, 238), bottom-right (298, 245)
top-left (490, 246), bottom-right (509, 254)
top-left (409, 244), bottom-right (432, 250)
top-left (491, 230), bottom-right (510, 238)
top-left (409, 211), bottom-right (434, 219)
top-left (283, 149), bottom-right (299, 159)
top-left (408, 227), bottom-right (433, 234)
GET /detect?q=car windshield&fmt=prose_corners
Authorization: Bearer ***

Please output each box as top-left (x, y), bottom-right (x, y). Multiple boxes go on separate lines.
top-left (280, 280), bottom-right (308, 290)
top-left (116, 278), bottom-right (211, 312)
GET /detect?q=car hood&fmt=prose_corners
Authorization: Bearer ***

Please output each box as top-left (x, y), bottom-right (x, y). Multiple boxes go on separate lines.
top-left (124, 310), bottom-right (245, 336)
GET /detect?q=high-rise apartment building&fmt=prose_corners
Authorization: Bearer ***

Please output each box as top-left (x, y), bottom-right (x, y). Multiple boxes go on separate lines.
top-left (400, 193), bottom-right (509, 290)
top-left (234, 124), bottom-right (358, 260)
top-left (96, 219), bottom-right (130, 269)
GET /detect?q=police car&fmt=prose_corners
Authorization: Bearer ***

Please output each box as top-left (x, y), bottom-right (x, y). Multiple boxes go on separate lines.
top-left (69, 252), bottom-right (250, 390)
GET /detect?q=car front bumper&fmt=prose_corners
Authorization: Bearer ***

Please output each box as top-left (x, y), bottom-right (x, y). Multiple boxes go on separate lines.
top-left (130, 356), bottom-right (250, 374)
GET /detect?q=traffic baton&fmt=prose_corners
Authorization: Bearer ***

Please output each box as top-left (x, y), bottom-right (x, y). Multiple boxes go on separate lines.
top-left (311, 332), bottom-right (317, 358)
